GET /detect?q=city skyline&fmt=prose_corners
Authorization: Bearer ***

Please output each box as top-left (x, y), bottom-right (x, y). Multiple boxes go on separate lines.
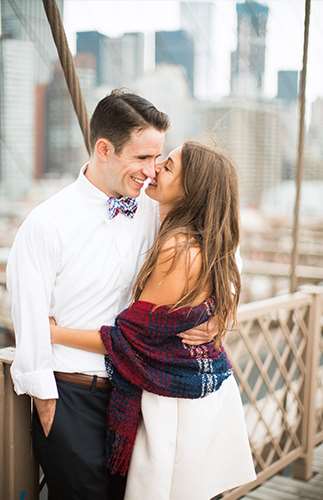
top-left (64, 0), bottom-right (323, 104)
top-left (1, 0), bottom-right (322, 208)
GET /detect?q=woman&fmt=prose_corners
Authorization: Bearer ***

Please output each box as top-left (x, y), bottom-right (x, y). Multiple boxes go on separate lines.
top-left (50, 141), bottom-right (256, 500)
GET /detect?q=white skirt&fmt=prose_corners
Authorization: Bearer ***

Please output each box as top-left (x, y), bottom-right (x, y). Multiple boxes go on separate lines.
top-left (124, 375), bottom-right (256, 500)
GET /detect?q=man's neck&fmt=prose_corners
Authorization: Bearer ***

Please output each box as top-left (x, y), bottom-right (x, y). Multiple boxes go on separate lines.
top-left (85, 160), bottom-right (115, 197)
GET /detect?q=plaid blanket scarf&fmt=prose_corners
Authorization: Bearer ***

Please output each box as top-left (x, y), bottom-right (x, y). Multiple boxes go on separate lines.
top-left (99, 297), bottom-right (232, 476)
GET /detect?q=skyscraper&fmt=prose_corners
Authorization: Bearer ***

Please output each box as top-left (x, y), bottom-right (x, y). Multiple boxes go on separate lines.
top-left (0, 0), bottom-right (64, 83)
top-left (121, 32), bottom-right (145, 85)
top-left (0, 39), bottom-right (35, 199)
top-left (276, 71), bottom-right (299, 180)
top-left (77, 30), bottom-right (145, 88)
top-left (277, 71), bottom-right (299, 102)
top-left (180, 1), bottom-right (216, 98)
top-left (133, 65), bottom-right (195, 152)
top-left (155, 30), bottom-right (194, 95)
top-left (199, 98), bottom-right (282, 206)
top-left (305, 97), bottom-right (323, 180)
top-left (231, 1), bottom-right (269, 98)
top-left (0, 0), bottom-right (64, 199)
top-left (309, 97), bottom-right (323, 144)
top-left (77, 31), bottom-right (110, 86)
top-left (45, 54), bottom-right (96, 177)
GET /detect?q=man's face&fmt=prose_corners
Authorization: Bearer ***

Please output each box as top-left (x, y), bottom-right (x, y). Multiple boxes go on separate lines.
top-left (105, 127), bottom-right (165, 198)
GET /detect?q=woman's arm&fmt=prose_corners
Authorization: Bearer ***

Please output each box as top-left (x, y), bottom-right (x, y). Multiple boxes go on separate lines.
top-left (50, 322), bottom-right (106, 354)
top-left (50, 237), bottom-right (206, 352)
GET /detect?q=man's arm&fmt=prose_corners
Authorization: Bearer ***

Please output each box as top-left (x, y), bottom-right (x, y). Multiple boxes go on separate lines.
top-left (7, 213), bottom-right (60, 434)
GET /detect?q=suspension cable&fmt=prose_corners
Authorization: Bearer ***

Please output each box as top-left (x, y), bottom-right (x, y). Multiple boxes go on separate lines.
top-left (42, 0), bottom-right (91, 154)
top-left (290, 0), bottom-right (311, 293)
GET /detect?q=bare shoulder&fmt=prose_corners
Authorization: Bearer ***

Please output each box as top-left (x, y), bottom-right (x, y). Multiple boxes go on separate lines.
top-left (158, 234), bottom-right (201, 276)
top-left (139, 233), bottom-right (202, 306)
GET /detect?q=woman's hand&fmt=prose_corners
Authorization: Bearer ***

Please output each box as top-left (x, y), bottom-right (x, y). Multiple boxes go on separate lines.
top-left (49, 316), bottom-right (58, 344)
top-left (178, 316), bottom-right (219, 345)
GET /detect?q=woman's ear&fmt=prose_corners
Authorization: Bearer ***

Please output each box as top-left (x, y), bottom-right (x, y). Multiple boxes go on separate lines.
top-left (95, 138), bottom-right (114, 160)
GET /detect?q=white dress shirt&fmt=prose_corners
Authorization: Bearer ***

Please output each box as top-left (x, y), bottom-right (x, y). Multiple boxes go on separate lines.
top-left (7, 166), bottom-right (159, 399)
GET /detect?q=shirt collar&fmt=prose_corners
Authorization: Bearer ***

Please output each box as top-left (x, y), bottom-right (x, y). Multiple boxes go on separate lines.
top-left (75, 163), bottom-right (108, 204)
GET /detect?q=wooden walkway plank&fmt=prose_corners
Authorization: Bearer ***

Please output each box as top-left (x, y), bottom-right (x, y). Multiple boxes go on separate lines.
top-left (244, 490), bottom-right (281, 500)
top-left (256, 484), bottom-right (302, 499)
top-left (243, 444), bottom-right (323, 500)
top-left (269, 475), bottom-right (323, 499)
top-left (313, 457), bottom-right (323, 468)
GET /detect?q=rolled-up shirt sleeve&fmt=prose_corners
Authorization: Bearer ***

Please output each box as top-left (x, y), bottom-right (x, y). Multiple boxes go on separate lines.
top-left (6, 212), bottom-right (61, 399)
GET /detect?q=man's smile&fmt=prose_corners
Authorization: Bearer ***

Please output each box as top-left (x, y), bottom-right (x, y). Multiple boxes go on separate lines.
top-left (130, 175), bottom-right (146, 187)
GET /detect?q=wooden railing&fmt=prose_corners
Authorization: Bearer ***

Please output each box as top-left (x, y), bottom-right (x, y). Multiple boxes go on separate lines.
top-left (241, 260), bottom-right (323, 303)
top-left (0, 287), bottom-right (322, 500)
top-left (243, 260), bottom-right (323, 284)
top-left (242, 242), bottom-right (323, 268)
top-left (316, 324), bottom-right (323, 446)
top-left (241, 225), bottom-right (323, 268)
top-left (223, 286), bottom-right (323, 499)
top-left (240, 225), bottom-right (323, 303)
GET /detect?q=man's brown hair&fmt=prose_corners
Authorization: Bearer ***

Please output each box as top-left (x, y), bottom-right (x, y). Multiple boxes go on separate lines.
top-left (90, 89), bottom-right (170, 153)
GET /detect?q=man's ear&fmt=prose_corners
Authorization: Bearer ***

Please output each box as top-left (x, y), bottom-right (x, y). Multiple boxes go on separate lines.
top-left (95, 138), bottom-right (114, 160)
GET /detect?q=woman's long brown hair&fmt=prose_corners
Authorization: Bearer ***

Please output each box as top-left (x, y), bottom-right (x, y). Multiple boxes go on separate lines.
top-left (133, 141), bottom-right (241, 347)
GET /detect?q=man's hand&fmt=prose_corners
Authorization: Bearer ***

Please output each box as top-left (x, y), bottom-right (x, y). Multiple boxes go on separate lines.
top-left (178, 316), bottom-right (219, 345)
top-left (33, 398), bottom-right (57, 437)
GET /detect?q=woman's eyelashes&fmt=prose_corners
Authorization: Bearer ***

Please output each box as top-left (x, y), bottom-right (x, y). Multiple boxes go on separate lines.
top-left (164, 159), bottom-right (172, 172)
top-left (156, 155), bottom-right (166, 165)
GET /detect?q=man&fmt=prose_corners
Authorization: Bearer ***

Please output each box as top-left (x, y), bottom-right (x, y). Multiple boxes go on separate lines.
top-left (7, 90), bottom-right (215, 499)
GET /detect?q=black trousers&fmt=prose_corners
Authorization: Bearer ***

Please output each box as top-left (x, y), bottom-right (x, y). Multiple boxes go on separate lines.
top-left (32, 378), bottom-right (127, 500)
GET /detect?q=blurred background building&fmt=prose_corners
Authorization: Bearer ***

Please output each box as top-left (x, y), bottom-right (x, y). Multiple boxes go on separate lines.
top-left (276, 70), bottom-right (299, 181)
top-left (0, 0), bottom-right (64, 82)
top-left (230, 0), bottom-right (269, 98)
top-left (0, 38), bottom-right (35, 199)
top-left (198, 97), bottom-right (282, 206)
top-left (277, 70), bottom-right (299, 102)
top-left (45, 54), bottom-right (96, 176)
top-left (76, 30), bottom-right (145, 88)
top-left (180, 1), bottom-right (216, 99)
top-left (0, 0), bottom-right (64, 199)
top-left (2, 0), bottom-right (323, 207)
top-left (155, 29), bottom-right (194, 95)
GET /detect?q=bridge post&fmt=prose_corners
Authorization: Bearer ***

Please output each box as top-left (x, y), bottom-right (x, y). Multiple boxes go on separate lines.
top-left (293, 286), bottom-right (323, 480)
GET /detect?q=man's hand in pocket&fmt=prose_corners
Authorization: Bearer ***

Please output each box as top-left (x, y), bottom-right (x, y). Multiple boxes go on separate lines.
top-left (33, 398), bottom-right (57, 437)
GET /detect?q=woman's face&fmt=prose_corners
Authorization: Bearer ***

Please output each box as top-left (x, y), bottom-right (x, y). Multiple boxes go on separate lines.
top-left (146, 146), bottom-right (185, 208)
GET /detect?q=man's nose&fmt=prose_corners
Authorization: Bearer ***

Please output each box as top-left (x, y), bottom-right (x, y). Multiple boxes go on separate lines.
top-left (142, 160), bottom-right (156, 179)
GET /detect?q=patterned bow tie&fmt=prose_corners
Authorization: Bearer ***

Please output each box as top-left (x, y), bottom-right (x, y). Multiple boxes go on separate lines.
top-left (106, 196), bottom-right (138, 220)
